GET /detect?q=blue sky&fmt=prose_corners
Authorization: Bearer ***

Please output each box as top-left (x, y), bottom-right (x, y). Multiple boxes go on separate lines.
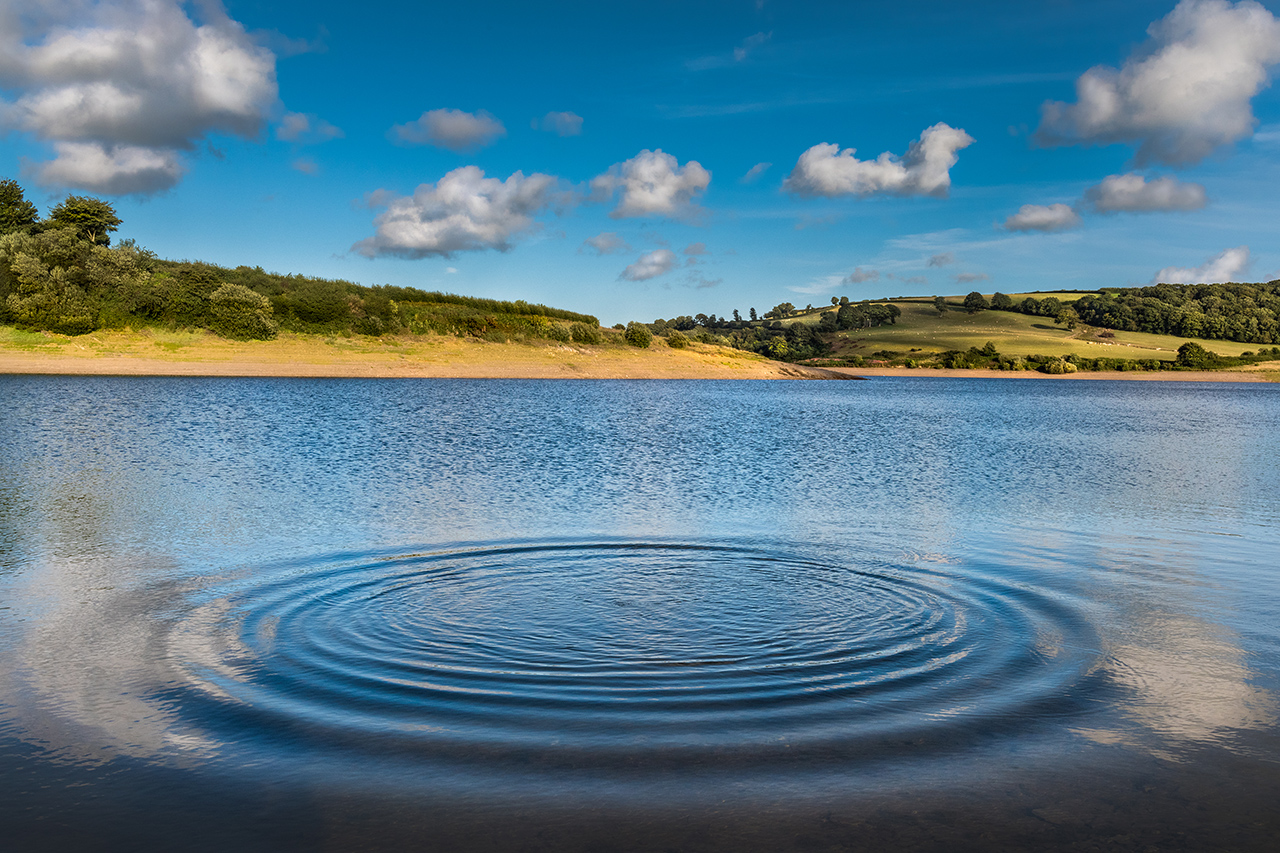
top-left (3, 0), bottom-right (1280, 324)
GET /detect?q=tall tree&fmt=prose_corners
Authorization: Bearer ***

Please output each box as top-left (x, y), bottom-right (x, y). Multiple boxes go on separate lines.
top-left (963, 291), bottom-right (989, 313)
top-left (49, 196), bottom-right (121, 246)
top-left (0, 179), bottom-right (38, 234)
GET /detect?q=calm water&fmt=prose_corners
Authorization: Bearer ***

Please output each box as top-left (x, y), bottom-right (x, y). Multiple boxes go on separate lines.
top-left (1, 376), bottom-right (1278, 851)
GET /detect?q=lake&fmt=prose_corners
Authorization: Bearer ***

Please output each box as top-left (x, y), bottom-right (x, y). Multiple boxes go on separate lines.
top-left (1, 376), bottom-right (1277, 851)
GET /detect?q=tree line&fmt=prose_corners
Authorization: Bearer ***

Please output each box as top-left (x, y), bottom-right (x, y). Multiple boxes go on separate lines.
top-left (965, 282), bottom-right (1280, 345)
top-left (645, 297), bottom-right (902, 362)
top-left (0, 179), bottom-right (597, 341)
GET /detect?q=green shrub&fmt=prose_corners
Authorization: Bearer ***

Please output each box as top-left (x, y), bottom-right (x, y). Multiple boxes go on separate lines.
top-left (666, 330), bottom-right (689, 348)
top-left (209, 283), bottom-right (278, 339)
top-left (546, 323), bottom-right (572, 342)
top-left (570, 322), bottom-right (602, 344)
top-left (624, 321), bottom-right (652, 348)
top-left (1039, 357), bottom-right (1077, 374)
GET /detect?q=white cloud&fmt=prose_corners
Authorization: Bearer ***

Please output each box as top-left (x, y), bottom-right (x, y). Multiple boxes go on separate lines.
top-left (1081, 173), bottom-right (1207, 212)
top-left (352, 166), bottom-right (562, 259)
top-left (740, 162), bottom-right (771, 183)
top-left (620, 248), bottom-right (678, 281)
top-left (1003, 203), bottom-right (1082, 232)
top-left (0, 0), bottom-right (277, 194)
top-left (954, 272), bottom-right (990, 283)
top-left (290, 156), bottom-right (318, 175)
top-left (782, 123), bottom-right (974, 198)
top-left (35, 141), bottom-right (186, 195)
top-left (276, 112), bottom-right (342, 144)
top-left (390, 108), bottom-right (505, 152)
top-left (683, 242), bottom-right (708, 256)
top-left (579, 231), bottom-right (630, 255)
top-left (536, 111), bottom-right (583, 136)
top-left (591, 149), bottom-right (711, 219)
top-left (734, 31), bottom-right (771, 61)
top-left (1036, 0), bottom-right (1280, 166)
top-left (1155, 245), bottom-right (1250, 283)
top-left (927, 252), bottom-right (955, 267)
top-left (844, 267), bottom-right (879, 283)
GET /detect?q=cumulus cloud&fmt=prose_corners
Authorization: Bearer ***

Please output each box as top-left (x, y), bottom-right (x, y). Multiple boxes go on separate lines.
top-left (620, 248), bottom-right (678, 281)
top-left (390, 109), bottom-right (506, 152)
top-left (1081, 173), bottom-right (1207, 212)
top-left (1155, 245), bottom-right (1250, 283)
top-left (734, 31), bottom-right (771, 61)
top-left (782, 123), bottom-right (974, 198)
top-left (927, 252), bottom-right (955, 267)
top-left (844, 267), bottom-right (879, 283)
top-left (535, 111), bottom-right (583, 136)
top-left (1036, 0), bottom-right (1280, 165)
top-left (35, 141), bottom-right (186, 195)
top-left (579, 231), bottom-right (630, 255)
top-left (0, 0), bottom-right (277, 194)
top-left (591, 149), bottom-right (711, 219)
top-left (954, 272), bottom-right (990, 283)
top-left (740, 162), bottom-right (771, 183)
top-left (276, 112), bottom-right (342, 144)
top-left (1003, 203), bottom-right (1082, 232)
top-left (352, 166), bottom-right (562, 259)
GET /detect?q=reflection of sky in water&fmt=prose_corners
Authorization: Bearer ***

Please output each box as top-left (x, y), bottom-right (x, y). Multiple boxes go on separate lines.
top-left (1, 377), bottom-right (1279, 832)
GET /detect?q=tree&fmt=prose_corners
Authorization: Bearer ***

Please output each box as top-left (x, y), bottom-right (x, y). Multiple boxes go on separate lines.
top-left (831, 296), bottom-right (839, 306)
top-left (1055, 306), bottom-right (1080, 331)
top-left (0, 179), bottom-right (38, 234)
top-left (990, 292), bottom-right (1013, 310)
top-left (963, 291), bottom-right (989, 313)
top-left (624, 321), bottom-right (652, 348)
top-left (1175, 340), bottom-right (1215, 368)
top-left (749, 307), bottom-right (757, 321)
top-left (49, 196), bottom-right (121, 246)
top-left (934, 295), bottom-right (947, 315)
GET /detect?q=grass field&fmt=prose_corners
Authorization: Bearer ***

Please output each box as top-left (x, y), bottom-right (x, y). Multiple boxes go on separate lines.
top-left (785, 302), bottom-right (1267, 361)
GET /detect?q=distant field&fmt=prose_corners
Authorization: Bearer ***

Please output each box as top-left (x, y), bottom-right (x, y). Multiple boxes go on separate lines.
top-left (783, 302), bottom-right (1263, 360)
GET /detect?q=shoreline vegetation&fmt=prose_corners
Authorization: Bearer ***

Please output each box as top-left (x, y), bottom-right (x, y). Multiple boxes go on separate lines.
top-left (0, 180), bottom-right (1277, 382)
top-left (2, 326), bottom-right (1276, 382)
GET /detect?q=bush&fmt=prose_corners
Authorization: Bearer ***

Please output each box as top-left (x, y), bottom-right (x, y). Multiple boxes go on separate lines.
top-left (1039, 357), bottom-right (1077, 375)
top-left (624, 321), bottom-right (652, 348)
top-left (545, 322), bottom-right (572, 342)
top-left (209, 283), bottom-right (278, 339)
top-left (665, 330), bottom-right (689, 348)
top-left (570, 322), bottom-right (602, 344)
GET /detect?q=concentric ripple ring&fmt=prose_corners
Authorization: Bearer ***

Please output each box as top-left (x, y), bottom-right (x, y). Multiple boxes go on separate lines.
top-left (166, 541), bottom-right (1099, 768)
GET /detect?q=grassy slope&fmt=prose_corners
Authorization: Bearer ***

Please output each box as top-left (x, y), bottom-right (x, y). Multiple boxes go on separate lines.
top-left (0, 326), bottom-right (833, 379)
top-left (788, 302), bottom-right (1266, 360)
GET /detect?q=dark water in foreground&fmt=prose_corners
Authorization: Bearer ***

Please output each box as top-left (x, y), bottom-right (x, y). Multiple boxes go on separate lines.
top-left (1, 376), bottom-right (1278, 851)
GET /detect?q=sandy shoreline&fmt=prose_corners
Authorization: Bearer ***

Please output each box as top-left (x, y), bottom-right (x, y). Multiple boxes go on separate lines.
top-left (0, 330), bottom-right (850, 380)
top-left (1, 329), bottom-right (1275, 382)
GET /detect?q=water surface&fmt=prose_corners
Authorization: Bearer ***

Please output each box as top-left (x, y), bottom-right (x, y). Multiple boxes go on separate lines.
top-left (1, 377), bottom-right (1277, 850)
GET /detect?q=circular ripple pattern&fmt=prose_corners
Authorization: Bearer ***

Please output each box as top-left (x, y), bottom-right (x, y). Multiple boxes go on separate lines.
top-left (169, 542), bottom-right (1098, 766)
